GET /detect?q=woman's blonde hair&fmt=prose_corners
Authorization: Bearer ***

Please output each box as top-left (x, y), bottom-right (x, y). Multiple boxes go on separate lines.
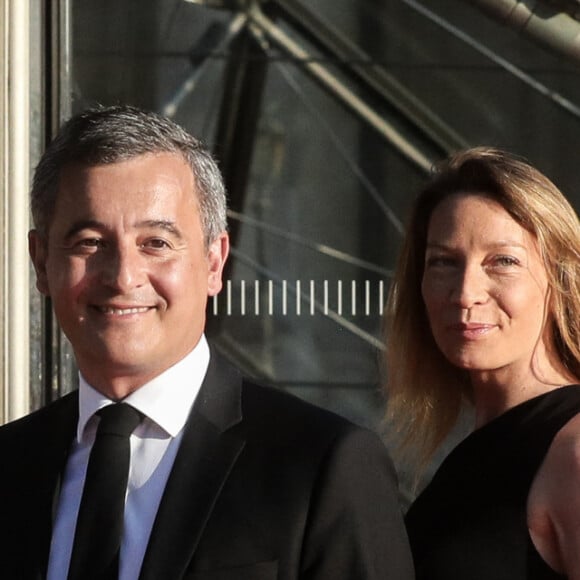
top-left (384, 147), bottom-right (580, 467)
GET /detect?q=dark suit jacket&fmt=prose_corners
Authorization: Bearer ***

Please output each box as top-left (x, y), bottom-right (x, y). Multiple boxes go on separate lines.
top-left (0, 348), bottom-right (413, 579)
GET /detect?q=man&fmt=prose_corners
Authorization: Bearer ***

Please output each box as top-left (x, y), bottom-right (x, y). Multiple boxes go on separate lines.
top-left (0, 105), bottom-right (413, 579)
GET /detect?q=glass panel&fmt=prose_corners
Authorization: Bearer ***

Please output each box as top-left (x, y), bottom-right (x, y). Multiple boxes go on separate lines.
top-left (307, 0), bottom-right (580, 204)
top-left (65, 1), bottom-right (580, 494)
top-left (69, 0), bottom-right (429, 428)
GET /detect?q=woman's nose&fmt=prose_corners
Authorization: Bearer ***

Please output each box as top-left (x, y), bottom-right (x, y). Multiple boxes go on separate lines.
top-left (451, 265), bottom-right (488, 309)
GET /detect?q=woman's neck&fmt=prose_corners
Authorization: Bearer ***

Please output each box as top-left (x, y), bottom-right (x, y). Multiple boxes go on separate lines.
top-left (470, 364), bottom-right (575, 428)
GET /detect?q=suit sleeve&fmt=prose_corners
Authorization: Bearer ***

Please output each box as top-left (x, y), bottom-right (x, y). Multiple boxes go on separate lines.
top-left (299, 427), bottom-right (414, 580)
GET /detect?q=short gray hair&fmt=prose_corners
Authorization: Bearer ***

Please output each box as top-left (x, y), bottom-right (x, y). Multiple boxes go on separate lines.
top-left (31, 105), bottom-right (227, 246)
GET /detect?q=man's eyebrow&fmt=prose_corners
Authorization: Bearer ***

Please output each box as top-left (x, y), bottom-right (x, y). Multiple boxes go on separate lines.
top-left (62, 219), bottom-right (184, 241)
top-left (137, 219), bottom-right (184, 239)
top-left (63, 220), bottom-right (104, 241)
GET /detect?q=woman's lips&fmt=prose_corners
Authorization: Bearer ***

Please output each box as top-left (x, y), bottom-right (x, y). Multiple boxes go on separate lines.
top-left (447, 322), bottom-right (496, 339)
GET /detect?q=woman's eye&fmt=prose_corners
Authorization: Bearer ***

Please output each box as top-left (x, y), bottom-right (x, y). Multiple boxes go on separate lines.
top-left (494, 255), bottom-right (520, 267)
top-left (425, 255), bottom-right (455, 268)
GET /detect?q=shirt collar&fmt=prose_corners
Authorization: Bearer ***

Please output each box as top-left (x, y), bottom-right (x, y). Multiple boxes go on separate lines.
top-left (77, 335), bottom-right (210, 442)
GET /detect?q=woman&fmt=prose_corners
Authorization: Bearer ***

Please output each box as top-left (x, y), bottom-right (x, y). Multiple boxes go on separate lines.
top-left (384, 147), bottom-right (580, 579)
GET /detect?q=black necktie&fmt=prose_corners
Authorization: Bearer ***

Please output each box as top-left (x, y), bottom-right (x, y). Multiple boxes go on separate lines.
top-left (67, 403), bottom-right (143, 580)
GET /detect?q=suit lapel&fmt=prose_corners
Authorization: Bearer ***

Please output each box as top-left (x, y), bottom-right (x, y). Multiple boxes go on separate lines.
top-left (139, 350), bottom-right (245, 580)
top-left (29, 392), bottom-right (79, 578)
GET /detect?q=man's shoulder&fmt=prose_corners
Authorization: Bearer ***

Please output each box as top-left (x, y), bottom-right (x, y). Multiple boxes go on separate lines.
top-left (237, 378), bottom-right (397, 488)
top-left (0, 392), bottom-right (77, 485)
top-left (0, 391), bottom-right (77, 442)
top-left (208, 346), bottom-right (365, 434)
top-left (239, 378), bottom-right (372, 442)
top-left (206, 346), bottom-right (384, 452)
top-left (240, 379), bottom-right (341, 420)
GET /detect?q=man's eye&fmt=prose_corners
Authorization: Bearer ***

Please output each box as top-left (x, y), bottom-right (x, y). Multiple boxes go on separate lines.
top-left (78, 238), bottom-right (103, 248)
top-left (144, 239), bottom-right (170, 249)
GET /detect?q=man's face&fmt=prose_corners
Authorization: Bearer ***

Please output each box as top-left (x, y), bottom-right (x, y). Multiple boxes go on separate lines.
top-left (29, 152), bottom-right (228, 397)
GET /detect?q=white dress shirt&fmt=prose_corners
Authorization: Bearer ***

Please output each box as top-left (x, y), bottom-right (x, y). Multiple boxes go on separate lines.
top-left (47, 336), bottom-right (210, 580)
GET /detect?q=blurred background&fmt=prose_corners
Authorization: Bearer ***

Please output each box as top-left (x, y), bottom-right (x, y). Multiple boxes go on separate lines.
top-left (3, 0), bottom-right (580, 501)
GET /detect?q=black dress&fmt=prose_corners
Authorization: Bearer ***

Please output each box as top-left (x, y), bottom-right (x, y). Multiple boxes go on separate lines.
top-left (406, 385), bottom-right (580, 580)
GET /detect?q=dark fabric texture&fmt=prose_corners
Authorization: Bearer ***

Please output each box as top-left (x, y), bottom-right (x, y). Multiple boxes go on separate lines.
top-left (68, 404), bottom-right (142, 580)
top-left (0, 346), bottom-right (414, 580)
top-left (406, 384), bottom-right (580, 580)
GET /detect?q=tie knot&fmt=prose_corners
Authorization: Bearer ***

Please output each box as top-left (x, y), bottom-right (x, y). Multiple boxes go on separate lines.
top-left (97, 404), bottom-right (142, 438)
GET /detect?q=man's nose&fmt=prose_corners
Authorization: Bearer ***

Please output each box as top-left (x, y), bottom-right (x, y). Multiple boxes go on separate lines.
top-left (100, 244), bottom-right (146, 292)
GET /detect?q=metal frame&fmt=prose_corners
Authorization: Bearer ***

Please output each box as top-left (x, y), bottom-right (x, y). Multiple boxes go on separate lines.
top-left (206, 0), bottom-right (448, 373)
top-left (37, 0), bottom-right (74, 406)
top-left (0, 0), bottom-right (31, 422)
top-left (467, 0), bottom-right (580, 61)
top-left (263, 0), bottom-right (466, 154)
top-left (211, 0), bottom-right (466, 188)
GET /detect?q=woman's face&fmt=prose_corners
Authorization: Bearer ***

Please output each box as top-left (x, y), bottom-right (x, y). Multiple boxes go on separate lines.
top-left (421, 193), bottom-right (551, 377)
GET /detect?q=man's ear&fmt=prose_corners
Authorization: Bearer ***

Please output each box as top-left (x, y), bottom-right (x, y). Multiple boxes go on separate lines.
top-left (207, 232), bottom-right (229, 297)
top-left (28, 230), bottom-right (50, 296)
